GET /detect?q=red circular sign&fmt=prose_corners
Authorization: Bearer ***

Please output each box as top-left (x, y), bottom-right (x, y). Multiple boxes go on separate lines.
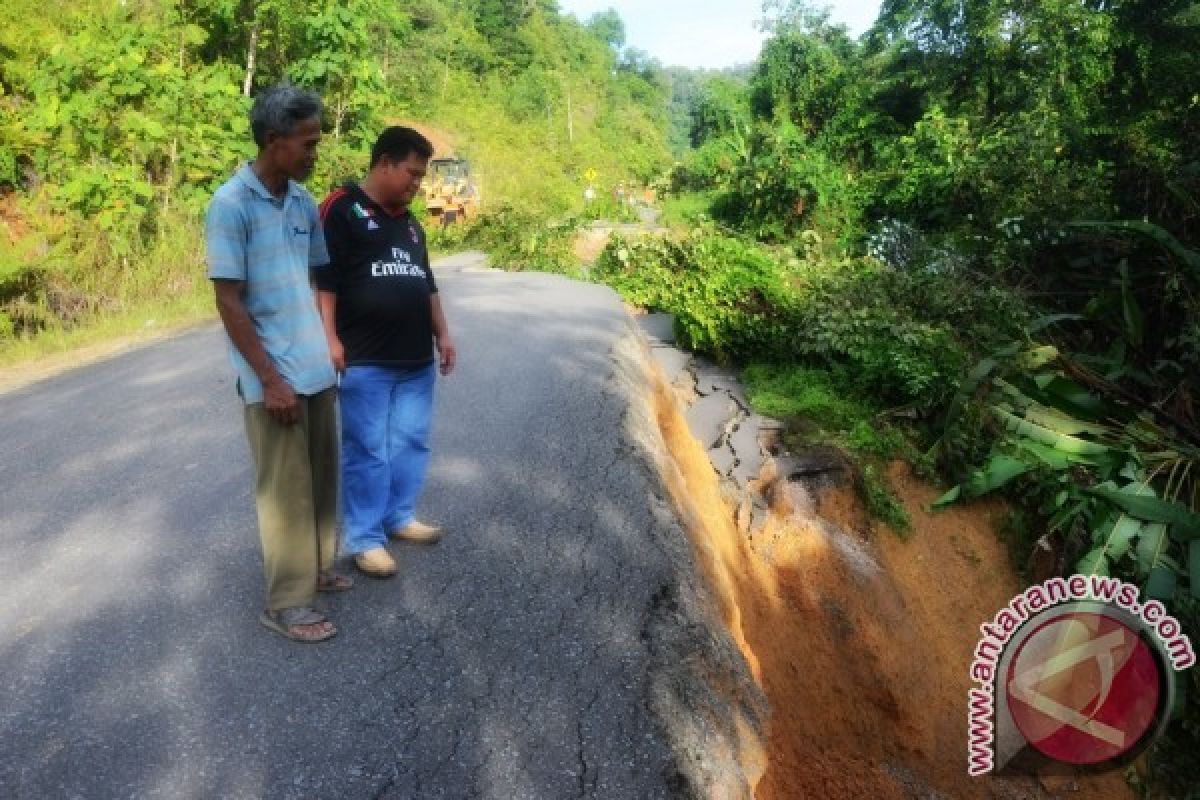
top-left (1006, 611), bottom-right (1162, 765)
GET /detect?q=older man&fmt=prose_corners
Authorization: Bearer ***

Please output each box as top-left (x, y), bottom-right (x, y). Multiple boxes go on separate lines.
top-left (205, 84), bottom-right (350, 643)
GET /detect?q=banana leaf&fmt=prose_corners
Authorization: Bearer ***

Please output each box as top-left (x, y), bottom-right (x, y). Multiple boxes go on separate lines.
top-left (1049, 496), bottom-right (1091, 533)
top-left (992, 407), bottom-right (1110, 455)
top-left (1102, 514), bottom-right (1144, 561)
top-left (1002, 374), bottom-right (1111, 423)
top-left (1017, 345), bottom-right (1060, 370)
top-left (1039, 376), bottom-right (1111, 420)
top-left (932, 486), bottom-right (960, 508)
top-left (1085, 487), bottom-right (1200, 541)
top-left (1023, 406), bottom-right (1111, 437)
top-left (964, 453), bottom-right (1033, 497)
top-left (1076, 547), bottom-right (1111, 576)
top-left (944, 351), bottom-right (1007, 429)
top-left (1134, 523), bottom-right (1168, 579)
top-left (1016, 439), bottom-right (1073, 469)
top-left (1145, 565), bottom-right (1178, 601)
top-left (992, 379), bottom-right (1035, 409)
top-left (932, 452), bottom-right (1033, 508)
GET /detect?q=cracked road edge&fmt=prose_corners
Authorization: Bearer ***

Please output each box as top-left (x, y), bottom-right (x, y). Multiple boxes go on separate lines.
top-left (610, 328), bottom-right (770, 800)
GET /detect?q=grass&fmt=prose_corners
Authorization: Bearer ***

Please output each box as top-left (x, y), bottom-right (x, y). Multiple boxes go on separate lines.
top-left (743, 362), bottom-right (913, 532)
top-left (0, 202), bottom-right (221, 377)
top-left (743, 364), bottom-right (869, 429)
top-left (659, 190), bottom-right (717, 229)
top-left (862, 464), bottom-right (913, 536)
top-left (0, 287), bottom-right (213, 380)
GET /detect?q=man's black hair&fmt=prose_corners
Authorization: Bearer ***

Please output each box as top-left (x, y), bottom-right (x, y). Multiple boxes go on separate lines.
top-left (370, 127), bottom-right (434, 168)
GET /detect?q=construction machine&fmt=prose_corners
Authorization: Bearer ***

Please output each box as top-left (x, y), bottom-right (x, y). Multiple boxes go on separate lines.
top-left (419, 157), bottom-right (479, 226)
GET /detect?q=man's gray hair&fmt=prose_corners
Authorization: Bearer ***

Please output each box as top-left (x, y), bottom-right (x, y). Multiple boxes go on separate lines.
top-left (249, 84), bottom-right (323, 147)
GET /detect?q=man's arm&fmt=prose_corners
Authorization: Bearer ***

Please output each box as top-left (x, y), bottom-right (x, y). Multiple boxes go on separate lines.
top-left (213, 279), bottom-right (299, 425)
top-left (431, 293), bottom-right (456, 376)
top-left (317, 289), bottom-right (345, 373)
top-left (314, 192), bottom-right (347, 373)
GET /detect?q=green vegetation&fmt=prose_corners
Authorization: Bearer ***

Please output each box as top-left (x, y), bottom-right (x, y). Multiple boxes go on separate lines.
top-left (742, 364), bottom-right (907, 460)
top-left (439, 203), bottom-right (583, 276)
top-left (861, 464), bottom-right (912, 536)
top-left (599, 2), bottom-right (1200, 790)
top-left (0, 0), bottom-right (672, 355)
top-left (658, 190), bottom-right (717, 229)
top-left (742, 364), bottom-right (875, 432)
top-left (742, 362), bottom-right (913, 530)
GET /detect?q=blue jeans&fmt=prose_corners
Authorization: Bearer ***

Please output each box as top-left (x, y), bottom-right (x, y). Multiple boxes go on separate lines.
top-left (339, 363), bottom-right (435, 555)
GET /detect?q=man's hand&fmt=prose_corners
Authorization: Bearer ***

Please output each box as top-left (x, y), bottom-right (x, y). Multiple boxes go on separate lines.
top-left (437, 335), bottom-right (457, 376)
top-left (263, 375), bottom-right (300, 425)
top-left (214, 280), bottom-right (300, 425)
top-left (328, 335), bottom-right (346, 373)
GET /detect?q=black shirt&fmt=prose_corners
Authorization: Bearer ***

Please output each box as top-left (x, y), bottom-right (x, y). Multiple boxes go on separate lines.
top-left (317, 183), bottom-right (438, 367)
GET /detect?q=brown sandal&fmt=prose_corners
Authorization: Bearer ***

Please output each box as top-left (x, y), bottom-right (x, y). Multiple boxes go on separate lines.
top-left (317, 571), bottom-right (354, 592)
top-left (259, 607), bottom-right (337, 643)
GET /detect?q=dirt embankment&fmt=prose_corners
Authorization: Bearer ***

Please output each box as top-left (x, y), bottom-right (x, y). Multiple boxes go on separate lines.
top-left (644, 350), bottom-right (1136, 799)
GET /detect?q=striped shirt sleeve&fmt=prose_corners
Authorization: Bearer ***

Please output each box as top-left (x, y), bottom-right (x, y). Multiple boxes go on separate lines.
top-left (205, 196), bottom-right (247, 281)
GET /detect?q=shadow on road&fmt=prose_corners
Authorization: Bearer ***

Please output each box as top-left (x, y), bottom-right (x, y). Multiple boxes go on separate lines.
top-left (0, 269), bottom-right (706, 798)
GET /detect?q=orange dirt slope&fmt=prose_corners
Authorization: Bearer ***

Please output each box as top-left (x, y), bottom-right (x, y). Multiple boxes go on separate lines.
top-left (647, 356), bottom-right (1136, 800)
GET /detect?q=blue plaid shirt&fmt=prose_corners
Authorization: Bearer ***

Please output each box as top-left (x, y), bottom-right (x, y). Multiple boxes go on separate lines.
top-left (205, 164), bottom-right (335, 403)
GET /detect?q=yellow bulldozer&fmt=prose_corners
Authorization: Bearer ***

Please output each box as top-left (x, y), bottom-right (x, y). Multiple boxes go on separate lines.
top-left (419, 157), bottom-right (480, 226)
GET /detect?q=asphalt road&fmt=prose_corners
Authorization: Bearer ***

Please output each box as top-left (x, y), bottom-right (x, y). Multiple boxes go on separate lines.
top-left (0, 254), bottom-right (761, 799)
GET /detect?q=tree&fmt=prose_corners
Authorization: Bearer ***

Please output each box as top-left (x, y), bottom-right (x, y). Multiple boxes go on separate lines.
top-left (585, 9), bottom-right (625, 51)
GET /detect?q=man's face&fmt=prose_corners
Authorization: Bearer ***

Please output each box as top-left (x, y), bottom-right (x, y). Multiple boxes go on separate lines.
top-left (379, 153), bottom-right (429, 210)
top-left (265, 116), bottom-right (321, 182)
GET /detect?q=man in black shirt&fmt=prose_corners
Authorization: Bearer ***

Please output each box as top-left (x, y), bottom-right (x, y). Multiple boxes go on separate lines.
top-left (317, 126), bottom-right (457, 578)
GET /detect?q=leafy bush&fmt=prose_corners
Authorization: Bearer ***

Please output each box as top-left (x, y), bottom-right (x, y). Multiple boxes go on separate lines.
top-left (595, 225), bottom-right (1033, 532)
top-left (791, 263), bottom-right (966, 407)
top-left (424, 216), bottom-right (472, 255)
top-left (578, 195), bottom-right (640, 225)
top-left (459, 203), bottom-right (581, 275)
top-left (711, 123), bottom-right (869, 246)
top-left (672, 137), bottom-right (742, 191)
top-left (658, 190), bottom-right (716, 229)
top-left (597, 225), bottom-right (1027, 409)
top-left (0, 145), bottom-right (17, 189)
top-left (594, 227), bottom-right (797, 362)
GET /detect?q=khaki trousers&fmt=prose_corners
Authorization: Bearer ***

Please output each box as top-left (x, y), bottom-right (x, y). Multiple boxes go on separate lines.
top-left (242, 388), bottom-right (338, 611)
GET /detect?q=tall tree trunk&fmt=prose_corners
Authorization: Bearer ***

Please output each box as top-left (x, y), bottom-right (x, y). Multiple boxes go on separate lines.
top-left (243, 22), bottom-right (259, 96)
top-left (163, 137), bottom-right (177, 216)
top-left (566, 85), bottom-right (574, 143)
top-left (334, 97), bottom-right (346, 139)
top-left (164, 18), bottom-right (187, 217)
